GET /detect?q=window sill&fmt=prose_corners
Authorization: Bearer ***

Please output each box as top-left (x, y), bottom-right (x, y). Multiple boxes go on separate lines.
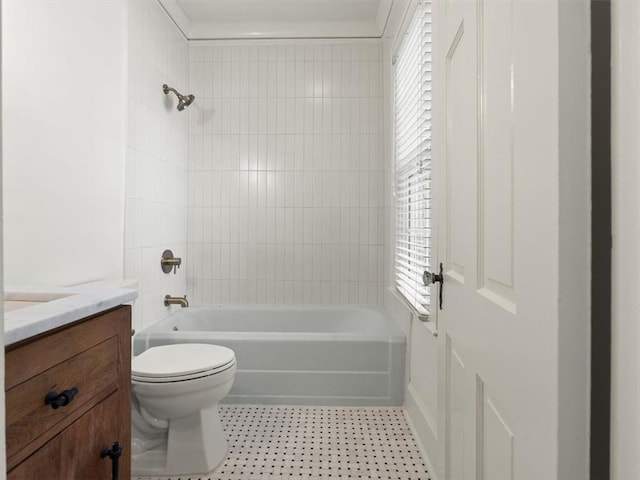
top-left (386, 286), bottom-right (438, 337)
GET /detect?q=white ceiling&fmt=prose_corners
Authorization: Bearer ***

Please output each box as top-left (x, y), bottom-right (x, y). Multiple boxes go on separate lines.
top-left (179, 0), bottom-right (380, 24)
top-left (159, 0), bottom-right (396, 40)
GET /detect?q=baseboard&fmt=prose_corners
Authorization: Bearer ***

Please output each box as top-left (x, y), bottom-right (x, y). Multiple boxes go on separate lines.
top-left (224, 394), bottom-right (399, 406)
top-left (404, 384), bottom-right (441, 480)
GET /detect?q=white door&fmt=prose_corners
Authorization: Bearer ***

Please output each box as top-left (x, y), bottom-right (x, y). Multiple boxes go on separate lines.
top-left (432, 0), bottom-right (589, 479)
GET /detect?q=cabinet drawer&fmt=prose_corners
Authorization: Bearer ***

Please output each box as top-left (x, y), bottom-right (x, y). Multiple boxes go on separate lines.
top-left (6, 308), bottom-right (127, 390)
top-left (6, 337), bottom-right (119, 461)
top-left (8, 392), bottom-right (119, 480)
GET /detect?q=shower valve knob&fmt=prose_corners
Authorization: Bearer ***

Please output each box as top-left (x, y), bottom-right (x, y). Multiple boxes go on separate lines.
top-left (161, 249), bottom-right (182, 274)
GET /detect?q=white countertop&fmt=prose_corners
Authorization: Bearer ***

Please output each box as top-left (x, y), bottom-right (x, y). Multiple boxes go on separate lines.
top-left (4, 285), bottom-right (138, 346)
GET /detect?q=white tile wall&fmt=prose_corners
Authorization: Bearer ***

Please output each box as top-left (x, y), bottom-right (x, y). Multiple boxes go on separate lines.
top-left (187, 43), bottom-right (385, 305)
top-left (125, 0), bottom-right (189, 330)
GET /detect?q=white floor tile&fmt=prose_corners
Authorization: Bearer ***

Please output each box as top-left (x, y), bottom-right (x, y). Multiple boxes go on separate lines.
top-left (134, 405), bottom-right (431, 480)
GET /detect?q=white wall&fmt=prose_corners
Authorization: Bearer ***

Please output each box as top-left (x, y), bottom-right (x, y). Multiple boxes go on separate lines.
top-left (125, 0), bottom-right (189, 331)
top-left (0, 3), bottom-right (6, 475)
top-left (611, 0), bottom-right (640, 477)
top-left (186, 42), bottom-right (385, 305)
top-left (2, 0), bottom-right (127, 286)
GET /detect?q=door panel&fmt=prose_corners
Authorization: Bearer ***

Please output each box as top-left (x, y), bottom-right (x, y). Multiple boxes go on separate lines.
top-left (477, 0), bottom-right (516, 311)
top-left (446, 337), bottom-right (470, 480)
top-left (481, 389), bottom-right (514, 480)
top-left (445, 18), bottom-right (474, 284)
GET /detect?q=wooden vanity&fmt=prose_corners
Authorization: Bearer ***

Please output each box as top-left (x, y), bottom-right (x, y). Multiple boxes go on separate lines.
top-left (5, 305), bottom-right (131, 479)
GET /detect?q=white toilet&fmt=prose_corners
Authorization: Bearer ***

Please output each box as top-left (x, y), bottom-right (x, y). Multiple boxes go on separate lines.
top-left (130, 343), bottom-right (237, 476)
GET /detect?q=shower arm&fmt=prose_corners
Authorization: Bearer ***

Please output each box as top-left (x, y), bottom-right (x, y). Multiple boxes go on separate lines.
top-left (163, 84), bottom-right (186, 101)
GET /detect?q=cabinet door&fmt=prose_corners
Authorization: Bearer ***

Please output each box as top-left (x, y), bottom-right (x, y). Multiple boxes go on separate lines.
top-left (6, 434), bottom-right (63, 480)
top-left (9, 394), bottom-right (122, 480)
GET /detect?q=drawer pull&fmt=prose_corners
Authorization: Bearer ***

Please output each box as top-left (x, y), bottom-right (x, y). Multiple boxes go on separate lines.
top-left (101, 441), bottom-right (122, 480)
top-left (44, 388), bottom-right (79, 409)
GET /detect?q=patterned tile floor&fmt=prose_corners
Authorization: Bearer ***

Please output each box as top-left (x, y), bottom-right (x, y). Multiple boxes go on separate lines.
top-left (134, 405), bottom-right (431, 480)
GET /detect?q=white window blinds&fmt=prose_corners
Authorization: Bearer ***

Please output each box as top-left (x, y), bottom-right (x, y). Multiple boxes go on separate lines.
top-left (394, 2), bottom-right (432, 316)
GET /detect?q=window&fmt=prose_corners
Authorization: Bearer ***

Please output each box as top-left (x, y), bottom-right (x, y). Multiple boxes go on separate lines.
top-left (394, 2), bottom-right (432, 316)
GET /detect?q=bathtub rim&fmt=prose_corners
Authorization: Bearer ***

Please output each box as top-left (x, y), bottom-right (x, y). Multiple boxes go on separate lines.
top-left (136, 304), bottom-right (405, 344)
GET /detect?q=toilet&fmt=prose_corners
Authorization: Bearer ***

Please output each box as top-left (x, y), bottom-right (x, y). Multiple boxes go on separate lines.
top-left (130, 343), bottom-right (237, 476)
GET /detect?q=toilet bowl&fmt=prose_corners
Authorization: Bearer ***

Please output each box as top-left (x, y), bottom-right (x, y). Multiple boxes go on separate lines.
top-left (130, 343), bottom-right (236, 476)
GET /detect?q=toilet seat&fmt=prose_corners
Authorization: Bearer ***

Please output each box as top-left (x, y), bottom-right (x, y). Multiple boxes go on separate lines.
top-left (132, 361), bottom-right (235, 383)
top-left (133, 344), bottom-right (236, 383)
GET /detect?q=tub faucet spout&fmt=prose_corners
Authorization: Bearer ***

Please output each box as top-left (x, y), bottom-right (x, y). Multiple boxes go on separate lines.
top-left (164, 294), bottom-right (189, 308)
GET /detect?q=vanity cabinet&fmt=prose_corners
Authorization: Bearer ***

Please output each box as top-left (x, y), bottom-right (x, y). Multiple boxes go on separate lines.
top-left (6, 305), bottom-right (131, 479)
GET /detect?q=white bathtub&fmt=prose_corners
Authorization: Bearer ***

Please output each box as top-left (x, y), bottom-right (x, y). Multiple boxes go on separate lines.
top-left (133, 305), bottom-right (406, 406)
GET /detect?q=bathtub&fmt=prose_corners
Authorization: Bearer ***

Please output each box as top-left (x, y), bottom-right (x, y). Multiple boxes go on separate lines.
top-left (133, 305), bottom-right (406, 406)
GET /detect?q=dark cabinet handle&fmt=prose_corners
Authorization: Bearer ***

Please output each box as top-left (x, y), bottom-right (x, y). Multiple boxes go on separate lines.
top-left (101, 442), bottom-right (122, 480)
top-left (44, 388), bottom-right (79, 409)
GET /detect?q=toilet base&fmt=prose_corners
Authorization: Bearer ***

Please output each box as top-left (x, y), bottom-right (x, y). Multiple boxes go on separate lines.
top-left (131, 449), bottom-right (171, 477)
top-left (131, 405), bottom-right (228, 476)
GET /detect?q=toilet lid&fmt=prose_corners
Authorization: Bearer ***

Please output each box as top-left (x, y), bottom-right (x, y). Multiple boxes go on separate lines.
top-left (132, 344), bottom-right (235, 379)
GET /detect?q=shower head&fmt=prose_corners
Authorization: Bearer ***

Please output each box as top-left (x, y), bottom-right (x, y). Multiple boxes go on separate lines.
top-left (177, 93), bottom-right (195, 111)
top-left (162, 84), bottom-right (195, 111)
